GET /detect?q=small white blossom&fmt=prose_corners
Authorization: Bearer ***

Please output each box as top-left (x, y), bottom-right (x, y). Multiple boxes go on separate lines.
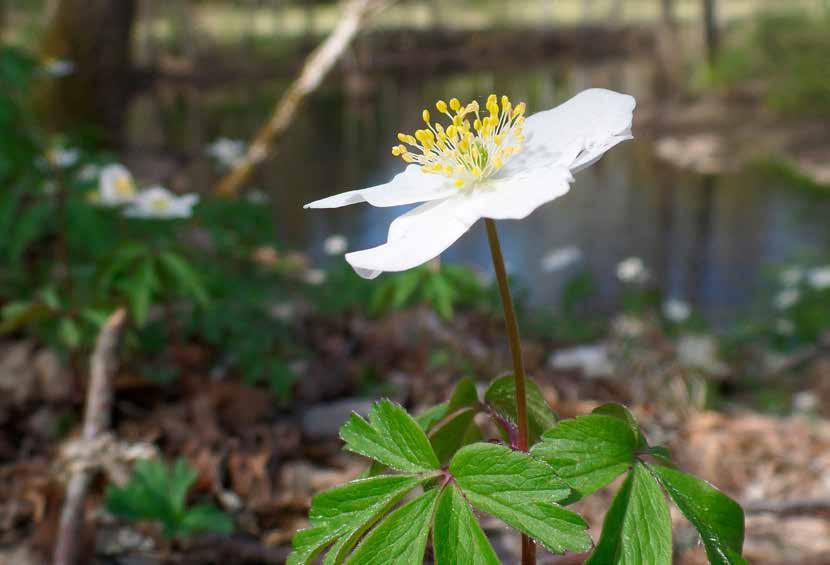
top-left (541, 246), bottom-right (582, 273)
top-left (245, 190), bottom-right (269, 205)
top-left (206, 138), bottom-right (246, 169)
top-left (774, 288), bottom-right (801, 310)
top-left (663, 298), bottom-right (691, 323)
top-left (43, 59), bottom-right (75, 77)
top-left (124, 186), bottom-right (199, 219)
top-left (99, 164), bottom-right (137, 206)
top-left (47, 147), bottom-right (80, 168)
top-left (616, 257), bottom-right (648, 284)
top-left (304, 268), bottom-right (327, 286)
top-left (323, 235), bottom-right (349, 256)
top-left (793, 391), bottom-right (818, 412)
top-left (305, 89), bottom-right (635, 279)
top-left (677, 334), bottom-right (729, 376)
top-left (611, 315), bottom-right (646, 338)
top-left (807, 266), bottom-right (830, 290)
top-left (780, 267), bottom-right (804, 287)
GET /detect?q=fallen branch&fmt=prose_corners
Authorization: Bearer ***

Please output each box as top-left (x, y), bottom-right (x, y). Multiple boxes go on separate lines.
top-left (743, 497), bottom-right (830, 517)
top-left (53, 308), bottom-right (127, 565)
top-left (215, 0), bottom-right (389, 197)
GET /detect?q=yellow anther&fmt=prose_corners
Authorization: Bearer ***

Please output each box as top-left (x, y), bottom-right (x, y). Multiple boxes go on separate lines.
top-left (449, 98), bottom-right (461, 112)
top-left (397, 132), bottom-right (407, 142)
top-left (422, 109), bottom-right (431, 123)
top-left (501, 95), bottom-right (510, 109)
top-left (436, 100), bottom-right (448, 113)
top-left (454, 179), bottom-right (465, 187)
top-left (513, 103), bottom-right (526, 117)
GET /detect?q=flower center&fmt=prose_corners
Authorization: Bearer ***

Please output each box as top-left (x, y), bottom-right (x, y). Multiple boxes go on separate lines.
top-left (392, 94), bottom-right (526, 188)
top-left (115, 175), bottom-right (135, 197)
top-left (150, 197), bottom-right (171, 212)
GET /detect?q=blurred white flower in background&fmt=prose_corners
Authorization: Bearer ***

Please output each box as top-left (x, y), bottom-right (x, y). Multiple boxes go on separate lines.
top-left (207, 138), bottom-right (246, 169)
top-left (807, 266), bottom-right (830, 290)
top-left (540, 245), bottom-right (582, 273)
top-left (304, 268), bottom-right (327, 286)
top-left (99, 164), bottom-right (137, 206)
top-left (677, 334), bottom-right (729, 376)
top-left (245, 189), bottom-right (269, 205)
top-left (47, 147), bottom-right (80, 168)
top-left (43, 58), bottom-right (75, 77)
top-left (775, 288), bottom-right (801, 310)
top-left (124, 186), bottom-right (199, 219)
top-left (663, 298), bottom-right (691, 323)
top-left (780, 267), bottom-right (804, 287)
top-left (616, 256), bottom-right (648, 284)
top-left (323, 235), bottom-right (349, 256)
top-left (549, 344), bottom-right (614, 379)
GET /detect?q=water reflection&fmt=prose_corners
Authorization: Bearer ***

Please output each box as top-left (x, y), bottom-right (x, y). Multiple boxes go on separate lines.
top-left (124, 58), bottom-right (830, 325)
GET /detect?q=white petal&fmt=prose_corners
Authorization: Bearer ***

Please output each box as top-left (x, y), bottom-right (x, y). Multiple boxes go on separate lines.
top-left (473, 165), bottom-right (572, 220)
top-left (503, 88), bottom-right (635, 176)
top-left (304, 165), bottom-right (456, 209)
top-left (345, 196), bottom-right (478, 279)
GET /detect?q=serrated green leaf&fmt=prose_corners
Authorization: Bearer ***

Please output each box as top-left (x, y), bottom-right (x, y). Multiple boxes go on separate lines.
top-left (586, 463), bottom-right (672, 565)
top-left (415, 402), bottom-right (448, 431)
top-left (288, 474), bottom-right (425, 565)
top-left (348, 488), bottom-right (440, 565)
top-left (340, 400), bottom-right (440, 472)
top-left (450, 443), bottom-right (590, 554)
top-left (484, 375), bottom-right (556, 445)
top-left (648, 464), bottom-right (746, 565)
top-left (531, 414), bottom-right (638, 500)
top-left (433, 484), bottom-right (499, 565)
top-left (592, 403), bottom-right (647, 450)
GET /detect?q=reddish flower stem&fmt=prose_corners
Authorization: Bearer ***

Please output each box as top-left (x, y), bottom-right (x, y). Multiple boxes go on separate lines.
top-left (484, 219), bottom-right (535, 565)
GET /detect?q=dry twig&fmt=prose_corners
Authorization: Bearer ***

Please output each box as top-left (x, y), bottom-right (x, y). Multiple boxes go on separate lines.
top-left (53, 308), bottom-right (127, 565)
top-left (215, 0), bottom-right (389, 197)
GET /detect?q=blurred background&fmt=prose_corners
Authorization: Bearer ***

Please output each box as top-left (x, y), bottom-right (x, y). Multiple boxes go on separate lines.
top-left (1, 0), bottom-right (829, 563)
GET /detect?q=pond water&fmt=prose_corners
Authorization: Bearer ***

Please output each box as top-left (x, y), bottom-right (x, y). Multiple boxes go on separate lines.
top-left (124, 57), bottom-right (830, 326)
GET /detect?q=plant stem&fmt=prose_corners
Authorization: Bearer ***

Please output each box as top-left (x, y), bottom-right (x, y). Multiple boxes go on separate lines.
top-left (484, 218), bottom-right (535, 565)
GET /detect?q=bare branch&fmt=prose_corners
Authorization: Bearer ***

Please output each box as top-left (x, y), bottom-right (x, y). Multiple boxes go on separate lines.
top-left (53, 308), bottom-right (127, 565)
top-left (215, 0), bottom-right (390, 197)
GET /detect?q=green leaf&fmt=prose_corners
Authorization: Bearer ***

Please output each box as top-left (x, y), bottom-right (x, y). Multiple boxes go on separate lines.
top-left (340, 400), bottom-right (440, 472)
top-left (484, 375), bottom-right (557, 445)
top-left (348, 488), bottom-right (440, 565)
top-left (450, 443), bottom-right (591, 555)
top-left (649, 464), bottom-right (746, 565)
top-left (159, 251), bottom-right (210, 305)
top-left (531, 414), bottom-right (638, 500)
top-left (288, 474), bottom-right (425, 565)
top-left (427, 378), bottom-right (480, 464)
top-left (433, 484), bottom-right (500, 565)
top-left (592, 403), bottom-right (648, 450)
top-left (180, 505), bottom-right (234, 535)
top-left (415, 402), bottom-right (448, 431)
top-left (586, 463), bottom-right (672, 565)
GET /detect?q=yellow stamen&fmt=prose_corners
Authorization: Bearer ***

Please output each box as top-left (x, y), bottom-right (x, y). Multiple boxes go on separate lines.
top-left (391, 94), bottom-right (526, 188)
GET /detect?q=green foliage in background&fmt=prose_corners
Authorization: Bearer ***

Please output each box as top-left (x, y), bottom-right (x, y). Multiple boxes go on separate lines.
top-left (106, 458), bottom-right (233, 538)
top-left (701, 9), bottom-right (830, 117)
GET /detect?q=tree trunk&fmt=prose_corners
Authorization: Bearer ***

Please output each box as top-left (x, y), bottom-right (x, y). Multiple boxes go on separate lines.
top-left (654, 0), bottom-right (683, 96)
top-left (40, 0), bottom-right (137, 140)
top-left (702, 0), bottom-right (719, 67)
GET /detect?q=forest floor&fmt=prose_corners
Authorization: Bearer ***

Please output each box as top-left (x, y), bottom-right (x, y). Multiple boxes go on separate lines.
top-left (2, 305), bottom-right (830, 564)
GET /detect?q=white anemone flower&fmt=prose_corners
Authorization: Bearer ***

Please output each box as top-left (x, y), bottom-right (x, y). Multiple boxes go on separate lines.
top-left (47, 147), bottom-right (80, 168)
top-left (774, 288), bottom-right (801, 310)
top-left (616, 256), bottom-right (648, 284)
top-left (663, 298), bottom-right (691, 323)
top-left (305, 89), bottom-right (635, 279)
top-left (807, 266), bottom-right (830, 290)
top-left (206, 138), bottom-right (246, 169)
top-left (43, 58), bottom-right (75, 77)
top-left (124, 186), bottom-right (199, 219)
top-left (540, 245), bottom-right (582, 273)
top-left (99, 164), bottom-right (137, 206)
top-left (323, 234), bottom-right (349, 256)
